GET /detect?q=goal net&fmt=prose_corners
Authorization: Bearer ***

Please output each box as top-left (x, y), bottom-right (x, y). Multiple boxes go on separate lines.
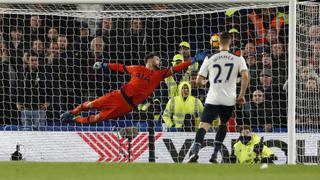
top-left (295, 1), bottom-right (320, 164)
top-left (0, 1), bottom-right (316, 164)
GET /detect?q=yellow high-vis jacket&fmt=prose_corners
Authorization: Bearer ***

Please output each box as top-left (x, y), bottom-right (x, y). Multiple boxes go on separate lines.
top-left (233, 134), bottom-right (273, 164)
top-left (162, 81), bottom-right (203, 128)
top-left (165, 56), bottom-right (199, 98)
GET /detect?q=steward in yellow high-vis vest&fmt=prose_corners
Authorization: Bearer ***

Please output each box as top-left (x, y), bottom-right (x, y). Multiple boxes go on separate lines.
top-left (165, 42), bottom-right (200, 98)
top-left (233, 125), bottom-right (277, 164)
top-left (162, 81), bottom-right (203, 131)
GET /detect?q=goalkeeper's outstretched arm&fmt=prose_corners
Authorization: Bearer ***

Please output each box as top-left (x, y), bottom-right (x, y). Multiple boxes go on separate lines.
top-left (93, 62), bottom-right (133, 74)
top-left (162, 51), bottom-right (208, 78)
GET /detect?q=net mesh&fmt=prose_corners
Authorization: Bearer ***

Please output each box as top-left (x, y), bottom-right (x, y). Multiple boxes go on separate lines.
top-left (0, 2), bottom-right (316, 164)
top-left (295, 2), bottom-right (320, 164)
top-left (296, 2), bottom-right (320, 131)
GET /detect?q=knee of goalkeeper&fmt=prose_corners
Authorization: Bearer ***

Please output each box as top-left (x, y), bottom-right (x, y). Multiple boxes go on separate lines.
top-left (233, 125), bottom-right (277, 164)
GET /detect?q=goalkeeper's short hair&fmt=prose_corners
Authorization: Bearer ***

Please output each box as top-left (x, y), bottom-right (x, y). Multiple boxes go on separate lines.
top-left (144, 52), bottom-right (159, 64)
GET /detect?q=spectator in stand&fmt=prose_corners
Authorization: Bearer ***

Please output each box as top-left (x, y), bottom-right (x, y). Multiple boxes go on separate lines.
top-left (256, 28), bottom-right (280, 54)
top-left (24, 15), bottom-right (45, 44)
top-left (8, 27), bottom-right (25, 72)
top-left (0, 42), bottom-right (18, 125)
top-left (31, 39), bottom-right (45, 64)
top-left (243, 90), bottom-right (272, 132)
top-left (0, 22), bottom-right (5, 42)
top-left (266, 28), bottom-right (281, 45)
top-left (296, 77), bottom-right (320, 129)
top-left (124, 18), bottom-right (146, 65)
top-left (162, 81), bottom-right (203, 132)
top-left (300, 66), bottom-right (319, 83)
top-left (299, 5), bottom-right (319, 35)
top-left (87, 37), bottom-right (118, 97)
top-left (99, 17), bottom-right (119, 60)
top-left (45, 42), bottom-right (59, 66)
top-left (178, 41), bottom-right (199, 78)
top-left (258, 69), bottom-right (276, 100)
top-left (262, 53), bottom-right (273, 69)
top-left (57, 35), bottom-right (76, 110)
top-left (247, 8), bottom-right (288, 46)
top-left (261, 52), bottom-right (281, 85)
top-left (258, 69), bottom-right (286, 129)
top-left (309, 43), bottom-right (320, 72)
top-left (271, 42), bottom-right (287, 84)
top-left (246, 54), bottom-right (262, 87)
top-left (57, 35), bottom-right (69, 54)
top-left (228, 28), bottom-right (243, 56)
top-left (90, 37), bottom-right (108, 62)
top-left (242, 41), bottom-right (256, 57)
top-left (16, 52), bottom-right (49, 129)
top-left (285, 66), bottom-right (320, 93)
top-left (74, 22), bottom-right (93, 59)
top-left (46, 27), bottom-right (59, 47)
top-left (44, 41), bottom-right (67, 122)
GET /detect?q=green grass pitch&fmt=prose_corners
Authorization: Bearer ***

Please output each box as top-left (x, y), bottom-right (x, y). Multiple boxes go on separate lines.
top-left (0, 162), bottom-right (319, 180)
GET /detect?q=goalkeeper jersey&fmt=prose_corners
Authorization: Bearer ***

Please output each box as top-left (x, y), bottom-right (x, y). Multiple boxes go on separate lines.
top-left (107, 60), bottom-right (192, 106)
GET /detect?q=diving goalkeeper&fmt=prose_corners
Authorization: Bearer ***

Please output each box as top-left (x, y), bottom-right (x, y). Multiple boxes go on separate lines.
top-left (61, 52), bottom-right (207, 124)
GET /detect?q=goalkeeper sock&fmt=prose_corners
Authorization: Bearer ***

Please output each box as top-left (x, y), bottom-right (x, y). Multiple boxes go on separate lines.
top-left (71, 102), bottom-right (89, 115)
top-left (74, 115), bottom-right (95, 124)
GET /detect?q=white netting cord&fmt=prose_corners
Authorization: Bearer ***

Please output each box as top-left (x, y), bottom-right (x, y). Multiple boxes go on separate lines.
top-left (0, 3), bottom-right (289, 18)
top-left (296, 2), bottom-right (320, 131)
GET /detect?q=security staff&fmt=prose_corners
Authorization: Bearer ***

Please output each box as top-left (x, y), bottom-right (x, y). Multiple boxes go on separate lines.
top-left (233, 125), bottom-right (277, 164)
top-left (163, 81), bottom-right (203, 132)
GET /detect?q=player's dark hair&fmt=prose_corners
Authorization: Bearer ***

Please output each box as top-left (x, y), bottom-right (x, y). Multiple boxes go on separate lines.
top-left (220, 31), bottom-right (232, 45)
top-left (239, 125), bottom-right (251, 133)
top-left (144, 52), bottom-right (158, 64)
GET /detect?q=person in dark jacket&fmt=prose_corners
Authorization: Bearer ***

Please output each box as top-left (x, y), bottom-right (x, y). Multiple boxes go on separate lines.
top-left (16, 52), bottom-right (49, 129)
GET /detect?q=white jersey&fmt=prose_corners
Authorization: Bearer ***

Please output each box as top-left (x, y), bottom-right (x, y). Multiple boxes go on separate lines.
top-left (198, 51), bottom-right (248, 106)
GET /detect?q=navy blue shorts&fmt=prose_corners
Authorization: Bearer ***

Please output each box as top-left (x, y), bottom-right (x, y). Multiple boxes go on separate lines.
top-left (201, 104), bottom-right (234, 124)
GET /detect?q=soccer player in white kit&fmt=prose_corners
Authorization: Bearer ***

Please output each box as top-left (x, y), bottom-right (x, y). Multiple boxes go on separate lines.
top-left (189, 32), bottom-right (249, 163)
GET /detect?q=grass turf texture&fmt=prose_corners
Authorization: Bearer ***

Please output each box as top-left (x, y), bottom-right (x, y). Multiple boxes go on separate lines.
top-left (0, 162), bottom-right (319, 180)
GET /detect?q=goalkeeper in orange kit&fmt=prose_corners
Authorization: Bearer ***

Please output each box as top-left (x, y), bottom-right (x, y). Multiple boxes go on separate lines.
top-left (60, 52), bottom-right (207, 124)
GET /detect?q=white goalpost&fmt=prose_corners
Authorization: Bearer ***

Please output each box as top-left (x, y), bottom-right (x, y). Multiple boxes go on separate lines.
top-left (0, 0), bottom-right (312, 164)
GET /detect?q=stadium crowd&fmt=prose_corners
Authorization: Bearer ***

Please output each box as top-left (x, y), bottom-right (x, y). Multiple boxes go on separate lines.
top-left (0, 4), bottom-right (319, 131)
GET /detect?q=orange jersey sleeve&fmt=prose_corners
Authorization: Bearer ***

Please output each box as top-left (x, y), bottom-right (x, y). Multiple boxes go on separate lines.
top-left (160, 60), bottom-right (192, 78)
top-left (107, 63), bottom-right (139, 74)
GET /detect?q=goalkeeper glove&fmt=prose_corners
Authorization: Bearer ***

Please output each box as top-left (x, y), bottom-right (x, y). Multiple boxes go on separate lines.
top-left (190, 51), bottom-right (208, 64)
top-left (93, 62), bottom-right (107, 70)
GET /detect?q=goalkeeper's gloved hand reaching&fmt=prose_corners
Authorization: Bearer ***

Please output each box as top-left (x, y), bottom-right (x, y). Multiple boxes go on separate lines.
top-left (93, 61), bottom-right (107, 70)
top-left (191, 51), bottom-right (208, 64)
